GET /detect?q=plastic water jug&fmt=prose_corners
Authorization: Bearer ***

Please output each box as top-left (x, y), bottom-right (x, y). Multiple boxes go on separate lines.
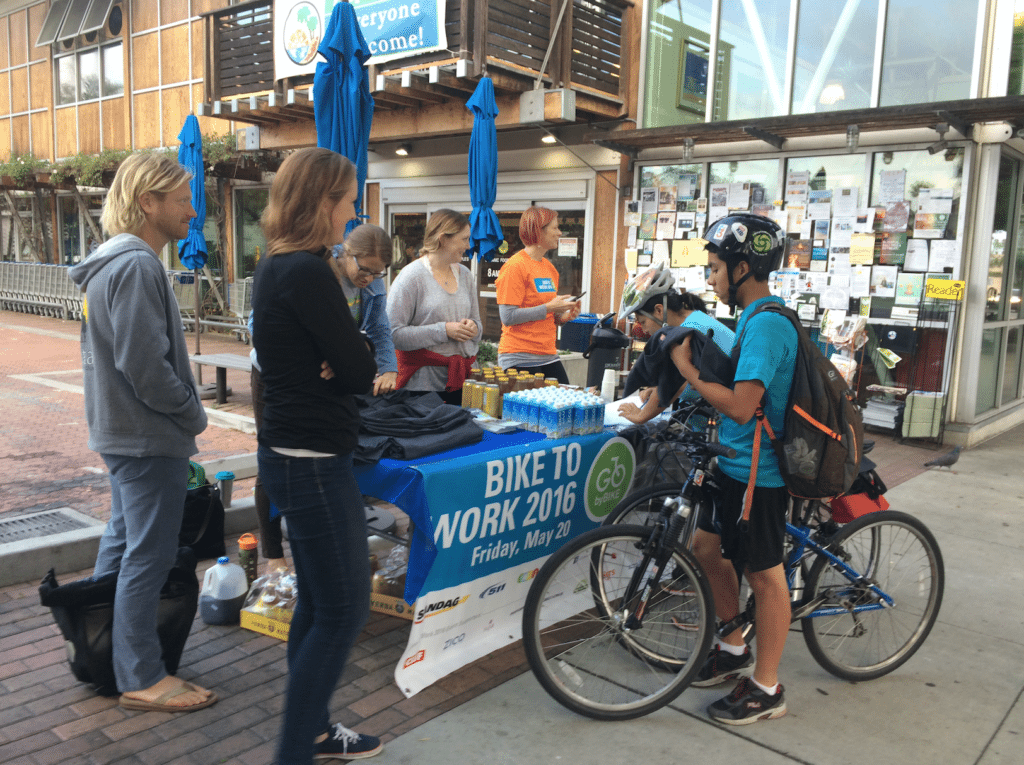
top-left (199, 557), bottom-right (248, 625)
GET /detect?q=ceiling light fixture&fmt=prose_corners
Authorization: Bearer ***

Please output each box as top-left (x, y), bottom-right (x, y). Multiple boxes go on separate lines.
top-left (541, 133), bottom-right (557, 144)
top-left (395, 143), bottom-right (411, 156)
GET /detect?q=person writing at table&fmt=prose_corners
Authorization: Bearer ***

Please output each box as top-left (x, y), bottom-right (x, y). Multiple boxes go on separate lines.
top-left (251, 148), bottom-right (382, 763)
top-left (329, 223), bottom-right (399, 396)
top-left (616, 262), bottom-right (735, 425)
top-left (495, 206), bottom-right (580, 383)
top-left (387, 208), bottom-right (482, 405)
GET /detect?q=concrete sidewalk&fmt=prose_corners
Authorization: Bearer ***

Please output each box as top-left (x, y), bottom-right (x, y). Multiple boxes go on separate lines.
top-left (379, 425), bottom-right (1024, 765)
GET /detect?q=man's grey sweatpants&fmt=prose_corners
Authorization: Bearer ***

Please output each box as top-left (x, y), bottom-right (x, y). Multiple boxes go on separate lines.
top-left (95, 454), bottom-right (190, 692)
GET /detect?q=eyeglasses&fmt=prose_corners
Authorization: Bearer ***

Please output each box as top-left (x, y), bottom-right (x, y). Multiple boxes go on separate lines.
top-left (355, 263), bottom-right (387, 279)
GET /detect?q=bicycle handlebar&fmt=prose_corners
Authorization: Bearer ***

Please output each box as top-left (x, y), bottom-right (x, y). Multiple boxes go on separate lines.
top-left (705, 442), bottom-right (737, 460)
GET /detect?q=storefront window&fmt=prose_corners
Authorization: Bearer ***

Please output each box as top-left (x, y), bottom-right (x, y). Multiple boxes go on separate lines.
top-left (640, 164), bottom-right (704, 197)
top-left (978, 152), bottom-right (1024, 414)
top-left (786, 155), bottom-right (868, 206)
top-left (977, 327), bottom-right (1000, 413)
top-left (235, 188), bottom-right (268, 279)
top-left (717, 0), bottom-right (790, 120)
top-left (868, 149), bottom-right (964, 242)
top-left (792, 0), bottom-right (875, 114)
top-left (1004, 326), bottom-right (1022, 404)
top-left (879, 0), bottom-right (979, 107)
top-left (709, 158), bottom-right (780, 206)
top-left (643, 0), bottom-right (713, 128)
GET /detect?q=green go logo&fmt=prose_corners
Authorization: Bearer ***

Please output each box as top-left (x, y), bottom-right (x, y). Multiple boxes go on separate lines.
top-left (584, 438), bottom-right (636, 522)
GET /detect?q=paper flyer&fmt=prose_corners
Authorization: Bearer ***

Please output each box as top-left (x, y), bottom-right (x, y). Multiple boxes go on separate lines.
top-left (656, 212), bottom-right (675, 240)
top-left (640, 187), bottom-right (658, 213)
top-left (807, 203), bottom-right (832, 220)
top-left (895, 272), bottom-right (924, 305)
top-left (913, 212), bottom-right (949, 239)
top-left (833, 187), bottom-right (858, 217)
top-left (625, 248), bottom-right (638, 270)
top-left (918, 188), bottom-right (953, 214)
top-left (904, 239), bottom-right (929, 271)
top-left (671, 239), bottom-right (709, 268)
top-left (659, 186), bottom-right (677, 211)
top-left (785, 171), bottom-right (809, 204)
top-left (854, 208), bottom-right (874, 233)
top-left (790, 239), bottom-right (812, 270)
top-left (879, 232), bottom-right (908, 265)
top-left (786, 204), bottom-right (806, 234)
top-left (677, 173), bottom-right (699, 201)
top-left (626, 226), bottom-right (637, 248)
top-left (850, 265), bottom-right (872, 297)
top-left (883, 200), bottom-right (910, 232)
top-left (675, 211), bottom-right (696, 234)
top-left (928, 240), bottom-right (960, 274)
top-left (624, 210), bottom-right (641, 227)
top-left (728, 182), bottom-right (751, 210)
top-left (870, 265), bottom-right (898, 297)
top-left (879, 169), bottom-right (907, 205)
top-left (850, 233), bottom-right (875, 265)
top-left (651, 239), bottom-right (670, 262)
top-left (638, 213), bottom-right (657, 240)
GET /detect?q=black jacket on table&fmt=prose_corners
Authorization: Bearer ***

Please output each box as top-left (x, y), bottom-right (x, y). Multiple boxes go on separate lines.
top-left (252, 249), bottom-right (377, 454)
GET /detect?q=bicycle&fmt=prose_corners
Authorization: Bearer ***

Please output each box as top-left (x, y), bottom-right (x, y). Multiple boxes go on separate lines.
top-left (522, 411), bottom-right (945, 720)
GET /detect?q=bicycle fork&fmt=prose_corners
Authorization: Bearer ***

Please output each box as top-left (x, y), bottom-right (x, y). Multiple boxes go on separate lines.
top-left (622, 503), bottom-right (693, 631)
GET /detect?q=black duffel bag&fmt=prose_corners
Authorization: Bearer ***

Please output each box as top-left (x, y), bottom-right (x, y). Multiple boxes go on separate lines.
top-left (38, 547), bottom-right (200, 696)
top-left (179, 483), bottom-right (226, 560)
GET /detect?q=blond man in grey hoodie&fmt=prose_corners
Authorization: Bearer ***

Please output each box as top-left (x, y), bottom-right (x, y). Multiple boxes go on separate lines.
top-left (69, 152), bottom-right (215, 713)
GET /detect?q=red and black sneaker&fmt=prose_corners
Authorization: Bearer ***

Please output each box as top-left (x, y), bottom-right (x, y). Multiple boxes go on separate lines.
top-left (690, 644), bottom-right (754, 687)
top-left (707, 677), bottom-right (787, 726)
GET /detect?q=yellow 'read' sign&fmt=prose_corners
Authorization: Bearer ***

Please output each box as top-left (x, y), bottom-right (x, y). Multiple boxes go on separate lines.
top-left (924, 279), bottom-right (965, 301)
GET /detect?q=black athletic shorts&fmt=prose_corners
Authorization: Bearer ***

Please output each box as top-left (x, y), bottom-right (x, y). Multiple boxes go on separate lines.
top-left (697, 470), bottom-right (788, 573)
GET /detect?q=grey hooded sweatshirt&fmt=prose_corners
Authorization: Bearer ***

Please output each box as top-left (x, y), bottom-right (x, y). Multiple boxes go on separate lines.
top-left (69, 234), bottom-right (207, 457)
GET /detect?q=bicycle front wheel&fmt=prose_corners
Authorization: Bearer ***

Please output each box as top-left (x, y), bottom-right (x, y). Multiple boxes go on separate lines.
top-left (602, 482), bottom-right (683, 528)
top-left (802, 510), bottom-right (944, 681)
top-left (522, 524), bottom-right (714, 720)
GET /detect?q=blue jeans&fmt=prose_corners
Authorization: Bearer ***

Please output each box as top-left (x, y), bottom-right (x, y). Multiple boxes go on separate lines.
top-left (257, 446), bottom-right (371, 765)
top-left (94, 454), bottom-right (189, 692)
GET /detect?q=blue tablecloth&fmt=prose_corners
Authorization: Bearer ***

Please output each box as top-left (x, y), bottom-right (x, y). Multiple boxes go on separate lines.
top-left (353, 429), bottom-right (549, 600)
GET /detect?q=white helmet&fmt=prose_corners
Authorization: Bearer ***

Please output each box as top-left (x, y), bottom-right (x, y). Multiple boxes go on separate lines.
top-left (618, 262), bottom-right (676, 320)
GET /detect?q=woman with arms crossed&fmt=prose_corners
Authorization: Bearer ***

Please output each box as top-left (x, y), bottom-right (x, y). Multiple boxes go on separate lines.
top-left (251, 148), bottom-right (381, 763)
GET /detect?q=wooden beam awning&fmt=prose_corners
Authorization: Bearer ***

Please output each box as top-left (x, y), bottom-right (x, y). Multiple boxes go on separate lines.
top-left (587, 96), bottom-right (1024, 152)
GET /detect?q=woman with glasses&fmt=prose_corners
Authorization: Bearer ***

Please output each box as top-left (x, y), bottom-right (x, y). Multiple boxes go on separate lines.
top-left (386, 209), bottom-right (482, 405)
top-left (330, 224), bottom-right (398, 396)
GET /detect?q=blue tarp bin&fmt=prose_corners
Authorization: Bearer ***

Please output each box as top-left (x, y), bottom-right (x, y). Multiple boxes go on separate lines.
top-left (558, 313), bottom-right (599, 352)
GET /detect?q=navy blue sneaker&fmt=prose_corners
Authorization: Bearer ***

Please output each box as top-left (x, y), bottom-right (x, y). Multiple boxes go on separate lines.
top-left (313, 724), bottom-right (383, 760)
top-left (708, 678), bottom-right (787, 725)
top-left (690, 644), bottom-right (753, 687)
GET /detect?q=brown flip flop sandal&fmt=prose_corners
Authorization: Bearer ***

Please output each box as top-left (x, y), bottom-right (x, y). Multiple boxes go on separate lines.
top-left (119, 681), bottom-right (219, 712)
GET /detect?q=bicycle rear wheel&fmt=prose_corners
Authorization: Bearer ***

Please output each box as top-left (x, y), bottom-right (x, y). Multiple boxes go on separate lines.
top-left (801, 510), bottom-right (944, 681)
top-left (522, 524), bottom-right (714, 720)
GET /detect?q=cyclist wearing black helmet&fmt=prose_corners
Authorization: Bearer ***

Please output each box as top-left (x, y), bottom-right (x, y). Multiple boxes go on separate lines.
top-left (669, 213), bottom-right (797, 725)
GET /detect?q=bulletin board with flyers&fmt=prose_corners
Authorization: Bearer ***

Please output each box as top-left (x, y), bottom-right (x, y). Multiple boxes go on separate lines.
top-left (623, 151), bottom-right (965, 416)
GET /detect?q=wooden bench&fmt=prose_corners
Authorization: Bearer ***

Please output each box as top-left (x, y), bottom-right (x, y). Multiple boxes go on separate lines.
top-left (190, 353), bottom-right (253, 404)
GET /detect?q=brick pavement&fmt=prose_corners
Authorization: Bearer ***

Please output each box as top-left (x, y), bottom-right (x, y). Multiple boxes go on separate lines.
top-left (0, 309), bottom-right (942, 765)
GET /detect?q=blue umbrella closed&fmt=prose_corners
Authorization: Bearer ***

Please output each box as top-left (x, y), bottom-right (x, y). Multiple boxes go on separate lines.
top-left (467, 78), bottom-right (503, 260)
top-left (314, 2), bottom-right (374, 234)
top-left (176, 114), bottom-right (207, 270)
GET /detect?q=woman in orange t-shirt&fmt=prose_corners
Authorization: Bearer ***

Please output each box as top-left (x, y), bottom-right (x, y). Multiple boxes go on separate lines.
top-left (494, 206), bottom-right (580, 383)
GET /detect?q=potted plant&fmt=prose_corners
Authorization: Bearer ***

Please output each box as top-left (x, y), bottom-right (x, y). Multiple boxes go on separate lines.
top-left (0, 153), bottom-right (51, 187)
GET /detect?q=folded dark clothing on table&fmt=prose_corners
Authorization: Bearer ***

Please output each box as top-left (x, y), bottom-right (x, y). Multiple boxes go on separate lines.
top-left (354, 390), bottom-right (483, 463)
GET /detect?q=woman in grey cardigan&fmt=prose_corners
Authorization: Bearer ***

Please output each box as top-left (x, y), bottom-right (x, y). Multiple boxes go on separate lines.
top-left (387, 209), bottom-right (482, 405)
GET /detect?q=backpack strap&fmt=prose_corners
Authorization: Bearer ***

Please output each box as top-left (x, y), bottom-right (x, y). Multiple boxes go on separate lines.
top-left (742, 404), bottom-right (779, 529)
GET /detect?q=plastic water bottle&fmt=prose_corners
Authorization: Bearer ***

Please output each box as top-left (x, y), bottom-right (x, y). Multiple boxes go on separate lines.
top-left (199, 557), bottom-right (249, 625)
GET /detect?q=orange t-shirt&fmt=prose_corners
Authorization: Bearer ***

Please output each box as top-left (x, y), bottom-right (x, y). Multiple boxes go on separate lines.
top-left (495, 250), bottom-right (560, 356)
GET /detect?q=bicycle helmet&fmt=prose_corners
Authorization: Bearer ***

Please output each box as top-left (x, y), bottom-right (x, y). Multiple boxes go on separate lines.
top-left (703, 213), bottom-right (785, 312)
top-left (618, 262), bottom-right (676, 321)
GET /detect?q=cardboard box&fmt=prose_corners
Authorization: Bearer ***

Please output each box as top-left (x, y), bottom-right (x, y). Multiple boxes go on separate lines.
top-left (369, 592), bottom-right (413, 620)
top-left (240, 606), bottom-right (292, 641)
